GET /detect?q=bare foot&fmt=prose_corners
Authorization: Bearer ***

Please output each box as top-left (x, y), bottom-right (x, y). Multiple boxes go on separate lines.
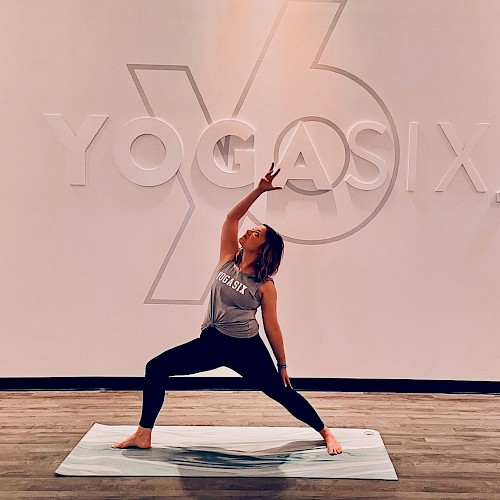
top-left (112, 426), bottom-right (152, 449)
top-left (320, 427), bottom-right (343, 455)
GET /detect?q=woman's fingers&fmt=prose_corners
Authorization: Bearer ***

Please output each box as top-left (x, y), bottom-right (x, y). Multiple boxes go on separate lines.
top-left (264, 165), bottom-right (280, 183)
top-left (267, 162), bottom-right (280, 178)
top-left (281, 371), bottom-right (293, 389)
top-left (258, 163), bottom-right (282, 191)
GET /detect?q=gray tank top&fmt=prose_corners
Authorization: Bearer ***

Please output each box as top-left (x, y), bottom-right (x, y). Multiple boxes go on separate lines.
top-left (201, 260), bottom-right (268, 338)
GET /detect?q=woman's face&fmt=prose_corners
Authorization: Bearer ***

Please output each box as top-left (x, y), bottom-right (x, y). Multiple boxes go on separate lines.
top-left (239, 225), bottom-right (267, 253)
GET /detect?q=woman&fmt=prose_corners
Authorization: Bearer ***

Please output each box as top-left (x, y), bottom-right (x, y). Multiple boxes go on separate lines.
top-left (113, 164), bottom-right (342, 455)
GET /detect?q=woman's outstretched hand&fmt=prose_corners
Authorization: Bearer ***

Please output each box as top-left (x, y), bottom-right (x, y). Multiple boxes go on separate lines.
top-left (279, 367), bottom-right (293, 389)
top-left (257, 163), bottom-right (282, 192)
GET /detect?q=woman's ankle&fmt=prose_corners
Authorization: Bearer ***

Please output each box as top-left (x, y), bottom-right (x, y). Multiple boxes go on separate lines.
top-left (319, 426), bottom-right (331, 437)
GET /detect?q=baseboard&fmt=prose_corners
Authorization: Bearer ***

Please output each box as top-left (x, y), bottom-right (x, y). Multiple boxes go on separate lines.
top-left (0, 377), bottom-right (499, 394)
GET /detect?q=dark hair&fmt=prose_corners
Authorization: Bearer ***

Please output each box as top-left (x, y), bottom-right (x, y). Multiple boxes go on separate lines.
top-left (235, 224), bottom-right (284, 282)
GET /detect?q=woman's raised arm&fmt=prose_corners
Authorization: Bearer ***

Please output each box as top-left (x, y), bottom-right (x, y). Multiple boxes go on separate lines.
top-left (218, 164), bottom-right (281, 266)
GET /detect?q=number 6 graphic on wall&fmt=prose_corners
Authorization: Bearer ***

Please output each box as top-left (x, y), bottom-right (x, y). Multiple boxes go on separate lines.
top-left (136, 0), bottom-right (400, 304)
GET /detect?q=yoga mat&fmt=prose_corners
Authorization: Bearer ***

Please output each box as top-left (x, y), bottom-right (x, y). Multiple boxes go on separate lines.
top-left (56, 424), bottom-right (398, 480)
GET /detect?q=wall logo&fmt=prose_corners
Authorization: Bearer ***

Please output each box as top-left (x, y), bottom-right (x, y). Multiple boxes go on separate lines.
top-left (45, 0), bottom-right (402, 304)
top-left (122, 0), bottom-right (400, 247)
top-left (44, 0), bottom-right (498, 304)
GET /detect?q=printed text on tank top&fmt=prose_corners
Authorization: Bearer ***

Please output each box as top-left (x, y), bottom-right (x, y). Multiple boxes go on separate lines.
top-left (215, 271), bottom-right (248, 295)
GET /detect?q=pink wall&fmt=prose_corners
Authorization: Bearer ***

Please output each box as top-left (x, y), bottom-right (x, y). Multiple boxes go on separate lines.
top-left (1, 0), bottom-right (499, 380)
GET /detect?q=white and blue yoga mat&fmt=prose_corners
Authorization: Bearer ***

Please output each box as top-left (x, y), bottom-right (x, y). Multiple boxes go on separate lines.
top-left (56, 424), bottom-right (398, 480)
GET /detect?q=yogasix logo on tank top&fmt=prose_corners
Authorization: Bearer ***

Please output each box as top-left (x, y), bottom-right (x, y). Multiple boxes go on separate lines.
top-left (216, 271), bottom-right (248, 296)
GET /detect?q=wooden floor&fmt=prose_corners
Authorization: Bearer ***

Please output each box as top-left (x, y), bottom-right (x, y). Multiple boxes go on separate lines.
top-left (0, 390), bottom-right (499, 499)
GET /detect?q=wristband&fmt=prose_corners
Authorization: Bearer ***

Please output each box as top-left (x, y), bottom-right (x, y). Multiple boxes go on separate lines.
top-left (277, 363), bottom-right (287, 369)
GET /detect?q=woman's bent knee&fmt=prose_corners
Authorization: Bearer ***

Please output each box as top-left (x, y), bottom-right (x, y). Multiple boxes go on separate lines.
top-left (145, 358), bottom-right (163, 379)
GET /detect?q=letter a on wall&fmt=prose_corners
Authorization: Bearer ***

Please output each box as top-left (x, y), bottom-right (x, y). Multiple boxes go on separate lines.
top-left (274, 122), bottom-right (331, 190)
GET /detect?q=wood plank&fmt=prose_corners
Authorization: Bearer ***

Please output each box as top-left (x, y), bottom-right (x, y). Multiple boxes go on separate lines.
top-left (0, 390), bottom-right (498, 498)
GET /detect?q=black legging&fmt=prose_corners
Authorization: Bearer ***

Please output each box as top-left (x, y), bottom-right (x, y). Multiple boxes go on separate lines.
top-left (139, 327), bottom-right (325, 432)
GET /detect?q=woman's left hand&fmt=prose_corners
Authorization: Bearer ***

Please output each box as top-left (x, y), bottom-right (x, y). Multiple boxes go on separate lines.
top-left (279, 367), bottom-right (293, 389)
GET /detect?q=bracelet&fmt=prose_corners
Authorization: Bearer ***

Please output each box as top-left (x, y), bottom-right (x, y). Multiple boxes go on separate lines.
top-left (277, 363), bottom-right (287, 369)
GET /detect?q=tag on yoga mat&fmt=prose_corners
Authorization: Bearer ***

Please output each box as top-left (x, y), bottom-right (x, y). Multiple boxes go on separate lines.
top-left (56, 423), bottom-right (398, 480)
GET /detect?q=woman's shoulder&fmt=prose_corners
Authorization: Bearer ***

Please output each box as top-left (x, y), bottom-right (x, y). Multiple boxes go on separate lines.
top-left (258, 277), bottom-right (275, 293)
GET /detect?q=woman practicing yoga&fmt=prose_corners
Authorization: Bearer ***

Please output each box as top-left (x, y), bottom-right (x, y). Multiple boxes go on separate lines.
top-left (113, 164), bottom-right (342, 455)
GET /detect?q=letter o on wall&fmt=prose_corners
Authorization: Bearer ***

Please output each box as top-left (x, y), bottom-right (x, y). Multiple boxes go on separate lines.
top-left (114, 117), bottom-right (183, 186)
